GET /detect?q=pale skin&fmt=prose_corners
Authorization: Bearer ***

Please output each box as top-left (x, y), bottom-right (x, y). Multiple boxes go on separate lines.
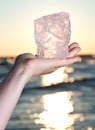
top-left (0, 42), bottom-right (81, 130)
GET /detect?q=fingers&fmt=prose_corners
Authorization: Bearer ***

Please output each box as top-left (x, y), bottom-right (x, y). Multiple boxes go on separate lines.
top-left (64, 56), bottom-right (81, 65)
top-left (57, 56), bottom-right (81, 67)
top-left (69, 42), bottom-right (79, 51)
top-left (43, 56), bottom-right (81, 69)
top-left (68, 42), bottom-right (81, 58)
top-left (68, 46), bottom-right (81, 58)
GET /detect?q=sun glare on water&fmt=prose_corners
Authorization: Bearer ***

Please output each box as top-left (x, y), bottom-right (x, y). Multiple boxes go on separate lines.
top-left (34, 66), bottom-right (85, 129)
top-left (41, 67), bottom-right (68, 86)
top-left (35, 92), bottom-right (74, 129)
top-left (35, 92), bottom-right (84, 129)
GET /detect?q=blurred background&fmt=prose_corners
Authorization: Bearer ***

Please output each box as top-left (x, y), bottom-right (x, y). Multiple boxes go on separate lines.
top-left (0, 0), bottom-right (95, 130)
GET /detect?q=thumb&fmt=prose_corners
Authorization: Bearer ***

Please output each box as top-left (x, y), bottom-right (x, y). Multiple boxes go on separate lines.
top-left (57, 56), bottom-right (81, 67)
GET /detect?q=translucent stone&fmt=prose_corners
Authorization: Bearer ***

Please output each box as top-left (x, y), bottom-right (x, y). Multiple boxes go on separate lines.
top-left (34, 12), bottom-right (71, 58)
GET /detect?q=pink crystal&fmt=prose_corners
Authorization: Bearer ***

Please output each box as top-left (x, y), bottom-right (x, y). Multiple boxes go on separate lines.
top-left (34, 12), bottom-right (71, 58)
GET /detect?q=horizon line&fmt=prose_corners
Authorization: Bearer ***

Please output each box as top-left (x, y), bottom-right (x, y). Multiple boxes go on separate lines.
top-left (0, 53), bottom-right (95, 58)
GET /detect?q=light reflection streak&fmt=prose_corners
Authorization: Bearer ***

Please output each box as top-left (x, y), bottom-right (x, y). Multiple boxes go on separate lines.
top-left (35, 92), bottom-right (74, 129)
top-left (41, 66), bottom-right (75, 86)
top-left (35, 65), bottom-right (85, 129)
top-left (86, 59), bottom-right (95, 64)
top-left (41, 67), bottom-right (68, 86)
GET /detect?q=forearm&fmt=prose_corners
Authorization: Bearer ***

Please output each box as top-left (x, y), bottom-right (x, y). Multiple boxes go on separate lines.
top-left (0, 64), bottom-right (28, 130)
top-left (0, 46), bottom-right (81, 130)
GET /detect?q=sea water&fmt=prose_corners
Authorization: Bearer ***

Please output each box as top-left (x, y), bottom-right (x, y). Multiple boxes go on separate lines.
top-left (1, 55), bottom-right (95, 130)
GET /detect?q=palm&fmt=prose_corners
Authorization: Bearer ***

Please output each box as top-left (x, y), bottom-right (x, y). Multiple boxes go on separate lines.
top-left (15, 42), bottom-right (81, 79)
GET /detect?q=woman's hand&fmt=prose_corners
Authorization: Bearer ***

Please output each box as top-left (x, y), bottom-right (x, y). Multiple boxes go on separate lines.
top-left (0, 42), bottom-right (81, 130)
top-left (15, 42), bottom-right (81, 82)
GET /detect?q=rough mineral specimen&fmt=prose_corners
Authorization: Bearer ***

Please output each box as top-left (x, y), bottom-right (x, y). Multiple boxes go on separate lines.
top-left (34, 12), bottom-right (71, 58)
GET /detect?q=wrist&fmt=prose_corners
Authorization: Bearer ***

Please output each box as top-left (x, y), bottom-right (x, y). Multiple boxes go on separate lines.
top-left (14, 61), bottom-right (34, 84)
top-left (21, 61), bottom-right (34, 83)
top-left (1, 63), bottom-right (27, 88)
top-left (12, 63), bottom-right (29, 85)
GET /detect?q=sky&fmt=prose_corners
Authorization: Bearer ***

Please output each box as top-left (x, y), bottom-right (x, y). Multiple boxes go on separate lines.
top-left (0, 0), bottom-right (95, 57)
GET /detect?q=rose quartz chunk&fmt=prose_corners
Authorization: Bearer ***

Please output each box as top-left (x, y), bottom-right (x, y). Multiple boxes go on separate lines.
top-left (34, 12), bottom-right (71, 58)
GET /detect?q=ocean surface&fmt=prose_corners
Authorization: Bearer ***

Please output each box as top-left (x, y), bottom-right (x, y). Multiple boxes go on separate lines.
top-left (0, 55), bottom-right (95, 130)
